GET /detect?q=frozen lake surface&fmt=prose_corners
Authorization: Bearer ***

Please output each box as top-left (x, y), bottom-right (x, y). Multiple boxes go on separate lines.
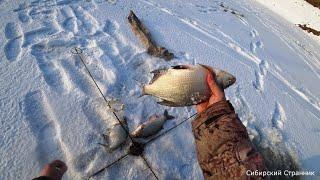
top-left (0, 0), bottom-right (319, 179)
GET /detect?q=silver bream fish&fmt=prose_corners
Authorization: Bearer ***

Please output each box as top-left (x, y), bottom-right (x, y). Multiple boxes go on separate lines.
top-left (131, 110), bottom-right (175, 138)
top-left (102, 118), bottom-right (128, 151)
top-left (142, 64), bottom-right (236, 106)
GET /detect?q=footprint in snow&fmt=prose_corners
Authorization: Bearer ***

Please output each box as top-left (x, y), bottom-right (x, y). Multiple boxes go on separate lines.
top-left (253, 59), bottom-right (269, 92)
top-left (250, 29), bottom-right (259, 38)
top-left (22, 91), bottom-right (66, 166)
top-left (4, 22), bottom-right (23, 62)
top-left (271, 102), bottom-right (286, 130)
top-left (250, 40), bottom-right (263, 54)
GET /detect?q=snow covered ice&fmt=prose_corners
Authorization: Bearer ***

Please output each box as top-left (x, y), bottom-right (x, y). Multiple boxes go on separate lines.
top-left (0, 0), bottom-right (319, 179)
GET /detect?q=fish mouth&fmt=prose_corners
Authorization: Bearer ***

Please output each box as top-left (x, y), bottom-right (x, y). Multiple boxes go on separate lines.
top-left (225, 77), bottom-right (236, 88)
top-left (231, 77), bottom-right (236, 84)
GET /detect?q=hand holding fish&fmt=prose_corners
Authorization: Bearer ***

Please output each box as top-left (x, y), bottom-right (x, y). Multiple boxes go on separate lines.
top-left (142, 64), bottom-right (235, 107)
top-left (196, 73), bottom-right (226, 113)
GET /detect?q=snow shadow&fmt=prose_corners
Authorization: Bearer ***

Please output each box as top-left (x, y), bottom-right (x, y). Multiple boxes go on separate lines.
top-left (254, 142), bottom-right (301, 180)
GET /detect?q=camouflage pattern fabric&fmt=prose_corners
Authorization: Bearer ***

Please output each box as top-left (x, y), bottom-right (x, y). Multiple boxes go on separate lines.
top-left (192, 100), bottom-right (266, 180)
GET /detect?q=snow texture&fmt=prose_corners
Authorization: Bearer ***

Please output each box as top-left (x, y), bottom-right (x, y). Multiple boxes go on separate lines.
top-left (0, 0), bottom-right (319, 179)
top-left (254, 0), bottom-right (320, 43)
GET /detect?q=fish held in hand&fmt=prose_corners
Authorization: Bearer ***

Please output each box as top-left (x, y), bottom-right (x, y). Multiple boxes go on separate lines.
top-left (131, 110), bottom-right (175, 138)
top-left (142, 64), bottom-right (236, 106)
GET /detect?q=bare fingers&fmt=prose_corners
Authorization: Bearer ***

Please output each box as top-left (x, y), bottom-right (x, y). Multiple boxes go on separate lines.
top-left (207, 73), bottom-right (225, 104)
top-left (196, 101), bottom-right (208, 113)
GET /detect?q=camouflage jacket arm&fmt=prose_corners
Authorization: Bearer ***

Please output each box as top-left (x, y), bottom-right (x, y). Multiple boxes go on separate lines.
top-left (192, 100), bottom-right (266, 180)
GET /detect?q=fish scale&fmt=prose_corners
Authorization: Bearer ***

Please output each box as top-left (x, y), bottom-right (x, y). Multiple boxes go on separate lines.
top-left (142, 64), bottom-right (236, 106)
top-left (131, 110), bottom-right (175, 138)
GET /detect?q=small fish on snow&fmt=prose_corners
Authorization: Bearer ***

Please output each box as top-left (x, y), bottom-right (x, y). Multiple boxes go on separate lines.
top-left (102, 117), bottom-right (128, 151)
top-left (141, 64), bottom-right (236, 106)
top-left (131, 110), bottom-right (175, 138)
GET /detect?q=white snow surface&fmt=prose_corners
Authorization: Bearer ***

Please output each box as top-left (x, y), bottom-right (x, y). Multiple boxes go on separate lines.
top-left (253, 0), bottom-right (320, 43)
top-left (0, 0), bottom-right (319, 179)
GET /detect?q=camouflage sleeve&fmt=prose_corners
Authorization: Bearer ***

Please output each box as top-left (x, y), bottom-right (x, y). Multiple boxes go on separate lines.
top-left (192, 100), bottom-right (266, 179)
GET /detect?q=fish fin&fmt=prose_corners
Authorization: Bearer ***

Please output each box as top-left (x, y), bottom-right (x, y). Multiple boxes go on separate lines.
top-left (171, 65), bottom-right (191, 69)
top-left (198, 63), bottom-right (214, 73)
top-left (132, 78), bottom-right (144, 87)
top-left (138, 86), bottom-right (147, 98)
top-left (149, 69), bottom-right (166, 84)
top-left (164, 110), bottom-right (175, 120)
top-left (150, 68), bottom-right (168, 74)
top-left (157, 100), bottom-right (180, 107)
top-left (138, 94), bottom-right (145, 98)
top-left (131, 78), bottom-right (147, 97)
top-left (98, 143), bottom-right (109, 149)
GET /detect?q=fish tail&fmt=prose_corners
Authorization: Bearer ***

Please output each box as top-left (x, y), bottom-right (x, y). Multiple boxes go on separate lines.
top-left (98, 142), bottom-right (109, 150)
top-left (132, 78), bottom-right (147, 98)
top-left (132, 78), bottom-right (144, 87)
top-left (138, 86), bottom-right (147, 98)
top-left (164, 110), bottom-right (175, 120)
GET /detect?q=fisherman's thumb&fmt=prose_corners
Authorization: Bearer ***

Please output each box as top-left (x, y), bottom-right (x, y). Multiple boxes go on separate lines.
top-left (206, 73), bottom-right (220, 94)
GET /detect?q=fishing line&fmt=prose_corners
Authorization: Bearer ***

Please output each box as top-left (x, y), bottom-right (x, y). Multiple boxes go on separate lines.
top-left (89, 112), bottom-right (196, 178)
top-left (72, 47), bottom-right (133, 142)
top-left (74, 47), bottom-right (197, 180)
top-left (87, 153), bottom-right (129, 180)
top-left (140, 155), bottom-right (159, 180)
top-left (145, 112), bottom-right (197, 145)
top-left (89, 111), bottom-right (197, 178)
top-left (73, 47), bottom-right (159, 179)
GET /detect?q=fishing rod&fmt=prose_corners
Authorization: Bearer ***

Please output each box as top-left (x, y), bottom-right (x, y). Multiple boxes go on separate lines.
top-left (73, 47), bottom-right (198, 179)
top-left (72, 47), bottom-right (159, 180)
top-left (71, 47), bottom-right (132, 142)
top-left (87, 153), bottom-right (129, 180)
top-left (88, 111), bottom-right (197, 179)
top-left (144, 112), bottom-right (197, 145)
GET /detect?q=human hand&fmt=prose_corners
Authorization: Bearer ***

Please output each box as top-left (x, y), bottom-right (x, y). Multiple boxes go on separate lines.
top-left (196, 73), bottom-right (226, 113)
top-left (40, 160), bottom-right (68, 180)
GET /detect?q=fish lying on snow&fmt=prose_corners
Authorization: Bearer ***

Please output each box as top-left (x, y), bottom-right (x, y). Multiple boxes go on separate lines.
top-left (131, 110), bottom-right (175, 138)
top-left (102, 118), bottom-right (128, 151)
top-left (141, 64), bottom-right (236, 106)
